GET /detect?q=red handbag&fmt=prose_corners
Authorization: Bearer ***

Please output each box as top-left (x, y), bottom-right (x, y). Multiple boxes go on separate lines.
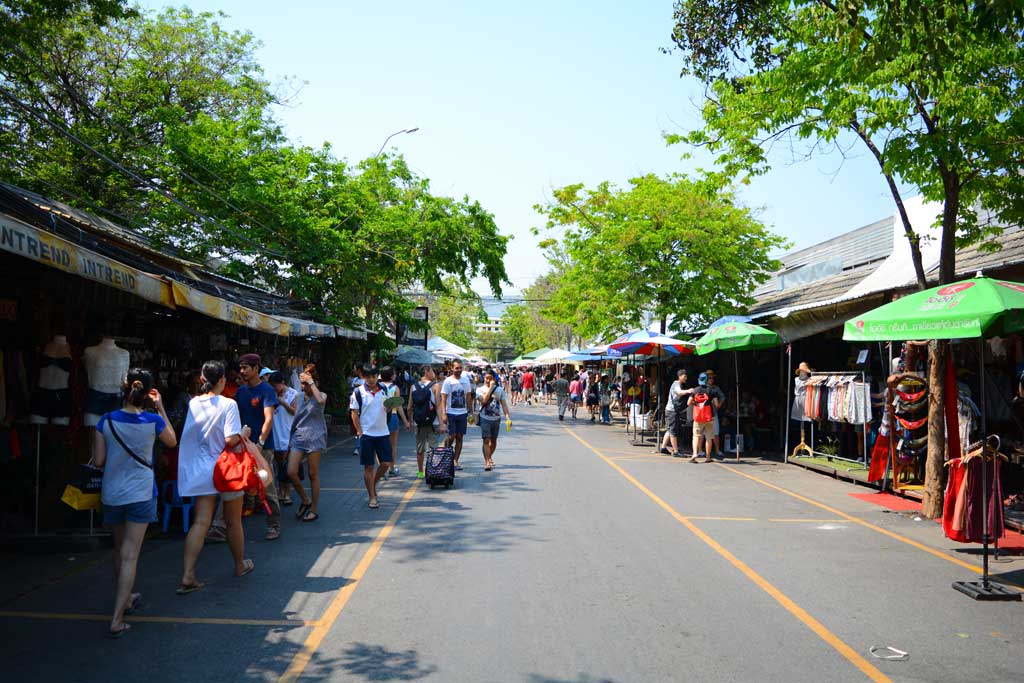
top-left (214, 440), bottom-right (271, 514)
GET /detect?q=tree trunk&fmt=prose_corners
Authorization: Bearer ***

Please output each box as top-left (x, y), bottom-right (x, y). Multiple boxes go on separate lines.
top-left (922, 340), bottom-right (946, 518)
top-left (922, 177), bottom-right (960, 520)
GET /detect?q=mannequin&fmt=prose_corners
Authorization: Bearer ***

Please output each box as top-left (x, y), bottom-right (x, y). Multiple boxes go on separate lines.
top-left (83, 337), bottom-right (130, 427)
top-left (29, 335), bottom-right (72, 426)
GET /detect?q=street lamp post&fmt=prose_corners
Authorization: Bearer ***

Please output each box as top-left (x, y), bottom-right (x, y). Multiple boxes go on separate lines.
top-left (375, 127), bottom-right (419, 158)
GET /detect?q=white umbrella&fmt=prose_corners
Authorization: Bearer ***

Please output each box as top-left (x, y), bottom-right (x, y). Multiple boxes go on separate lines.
top-left (533, 348), bottom-right (573, 364)
top-left (428, 335), bottom-right (469, 356)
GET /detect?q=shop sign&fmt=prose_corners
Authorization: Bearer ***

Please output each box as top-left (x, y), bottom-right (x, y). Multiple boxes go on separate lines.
top-left (170, 280), bottom-right (288, 336)
top-left (0, 213), bottom-right (173, 308)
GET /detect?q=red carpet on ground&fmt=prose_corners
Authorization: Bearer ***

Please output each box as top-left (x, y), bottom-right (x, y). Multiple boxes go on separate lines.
top-left (849, 491), bottom-right (922, 511)
top-left (848, 491), bottom-right (1024, 550)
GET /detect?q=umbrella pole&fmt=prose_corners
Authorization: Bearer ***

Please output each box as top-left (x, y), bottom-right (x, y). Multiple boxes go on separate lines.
top-left (980, 338), bottom-right (991, 586)
top-left (735, 351), bottom-right (740, 460)
top-left (656, 346), bottom-right (662, 453)
top-left (784, 346), bottom-right (791, 464)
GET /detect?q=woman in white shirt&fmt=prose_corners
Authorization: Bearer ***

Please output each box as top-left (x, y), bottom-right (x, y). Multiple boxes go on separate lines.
top-left (177, 361), bottom-right (252, 594)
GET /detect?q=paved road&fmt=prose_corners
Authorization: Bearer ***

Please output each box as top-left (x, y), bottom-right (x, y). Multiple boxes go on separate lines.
top-left (2, 403), bottom-right (1023, 682)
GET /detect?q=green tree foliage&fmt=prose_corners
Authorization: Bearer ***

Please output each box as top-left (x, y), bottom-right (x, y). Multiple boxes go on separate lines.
top-left (667, 0), bottom-right (1024, 518)
top-left (422, 281), bottom-right (486, 351)
top-left (501, 274), bottom-right (574, 355)
top-left (534, 174), bottom-right (786, 340)
top-left (0, 6), bottom-right (509, 333)
top-left (472, 328), bottom-right (516, 363)
top-left (668, 0), bottom-right (1024, 286)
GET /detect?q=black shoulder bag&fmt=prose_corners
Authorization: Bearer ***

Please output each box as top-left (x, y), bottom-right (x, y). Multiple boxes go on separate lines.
top-left (106, 413), bottom-right (154, 470)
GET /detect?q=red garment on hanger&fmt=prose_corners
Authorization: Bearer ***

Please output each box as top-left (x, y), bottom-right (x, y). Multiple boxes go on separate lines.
top-left (943, 458), bottom-right (967, 542)
top-left (868, 433), bottom-right (889, 482)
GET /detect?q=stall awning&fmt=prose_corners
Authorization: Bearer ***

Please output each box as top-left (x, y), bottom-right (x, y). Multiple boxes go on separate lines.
top-left (170, 280), bottom-right (290, 336)
top-left (0, 211), bottom-right (174, 308)
top-left (279, 315), bottom-right (336, 339)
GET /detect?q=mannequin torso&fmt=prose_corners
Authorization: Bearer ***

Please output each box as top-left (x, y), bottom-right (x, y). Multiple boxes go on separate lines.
top-left (38, 335), bottom-right (72, 390)
top-left (84, 338), bottom-right (129, 394)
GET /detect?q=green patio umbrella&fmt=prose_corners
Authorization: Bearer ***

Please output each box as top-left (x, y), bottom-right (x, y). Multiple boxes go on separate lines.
top-left (842, 276), bottom-right (1024, 342)
top-left (694, 322), bottom-right (782, 459)
top-left (842, 274), bottom-right (1024, 602)
top-left (695, 322), bottom-right (781, 354)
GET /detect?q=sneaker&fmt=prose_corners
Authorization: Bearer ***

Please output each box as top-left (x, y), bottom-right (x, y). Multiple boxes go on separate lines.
top-left (671, 451), bottom-right (683, 458)
top-left (390, 467), bottom-right (400, 477)
top-left (416, 471), bottom-right (425, 479)
top-left (659, 447), bottom-right (671, 455)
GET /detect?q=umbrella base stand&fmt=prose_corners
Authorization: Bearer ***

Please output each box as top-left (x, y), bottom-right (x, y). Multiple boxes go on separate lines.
top-left (952, 580), bottom-right (1021, 601)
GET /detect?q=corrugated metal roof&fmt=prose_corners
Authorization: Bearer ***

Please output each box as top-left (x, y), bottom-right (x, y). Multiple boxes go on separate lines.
top-left (754, 216), bottom-right (894, 296)
top-left (748, 264), bottom-right (882, 315)
top-left (942, 224), bottom-right (1024, 276)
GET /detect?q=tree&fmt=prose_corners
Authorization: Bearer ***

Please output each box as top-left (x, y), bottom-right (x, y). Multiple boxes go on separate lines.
top-left (473, 328), bottom-right (516, 363)
top-left (534, 174), bottom-right (787, 340)
top-left (501, 274), bottom-right (574, 354)
top-left (0, 6), bottom-right (510, 333)
top-left (423, 281), bottom-right (486, 351)
top-left (668, 0), bottom-right (1024, 518)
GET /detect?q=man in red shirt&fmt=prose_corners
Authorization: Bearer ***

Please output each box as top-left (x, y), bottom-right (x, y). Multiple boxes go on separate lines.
top-left (521, 369), bottom-right (536, 405)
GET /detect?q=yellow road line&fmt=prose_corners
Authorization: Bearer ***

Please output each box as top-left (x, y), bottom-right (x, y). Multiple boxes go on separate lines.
top-left (687, 516), bottom-right (758, 521)
top-left (278, 480), bottom-right (420, 683)
top-left (566, 429), bottom-right (890, 683)
top-left (0, 610), bottom-right (314, 626)
top-left (715, 462), bottom-right (1023, 591)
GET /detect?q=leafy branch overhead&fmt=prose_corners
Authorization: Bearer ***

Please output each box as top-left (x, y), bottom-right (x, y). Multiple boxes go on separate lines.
top-left (534, 174), bottom-right (787, 339)
top-left (0, 3), bottom-right (510, 333)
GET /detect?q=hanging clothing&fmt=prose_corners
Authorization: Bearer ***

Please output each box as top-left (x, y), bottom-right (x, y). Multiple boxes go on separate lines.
top-left (944, 452), bottom-right (1005, 543)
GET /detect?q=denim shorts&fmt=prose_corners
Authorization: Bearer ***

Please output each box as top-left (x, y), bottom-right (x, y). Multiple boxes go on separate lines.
top-left (360, 434), bottom-right (393, 466)
top-left (479, 419), bottom-right (500, 439)
top-left (447, 413), bottom-right (468, 435)
top-left (388, 413), bottom-right (400, 432)
top-left (103, 497), bottom-right (157, 525)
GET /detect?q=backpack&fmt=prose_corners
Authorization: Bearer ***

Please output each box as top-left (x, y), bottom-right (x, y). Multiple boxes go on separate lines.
top-left (692, 389), bottom-right (713, 423)
top-left (353, 384), bottom-right (390, 415)
top-left (411, 381), bottom-right (437, 427)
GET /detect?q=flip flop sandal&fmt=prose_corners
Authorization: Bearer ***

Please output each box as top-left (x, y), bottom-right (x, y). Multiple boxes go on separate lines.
top-left (295, 502), bottom-right (311, 520)
top-left (236, 559), bottom-right (255, 577)
top-left (125, 593), bottom-right (142, 614)
top-left (368, 500), bottom-right (380, 509)
top-left (109, 623), bottom-right (131, 639)
top-left (280, 498), bottom-right (294, 506)
top-left (301, 511), bottom-right (320, 523)
top-left (176, 581), bottom-right (204, 595)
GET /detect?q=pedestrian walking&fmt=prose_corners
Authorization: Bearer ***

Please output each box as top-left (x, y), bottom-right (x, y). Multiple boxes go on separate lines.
top-left (599, 374), bottom-right (613, 423)
top-left (178, 361), bottom-right (254, 595)
top-left (268, 372), bottom-right (299, 506)
top-left (94, 368), bottom-right (177, 637)
top-left (379, 366), bottom-right (410, 478)
top-left (521, 368), bottom-right (535, 405)
top-left (233, 353), bottom-right (282, 540)
top-left (703, 370), bottom-right (728, 456)
top-left (585, 372), bottom-right (600, 422)
top-left (475, 369), bottom-right (511, 470)
top-left (688, 372), bottom-right (724, 463)
top-left (287, 365), bottom-right (327, 523)
top-left (350, 364), bottom-right (391, 509)
top-left (669, 369), bottom-right (694, 456)
top-left (439, 360), bottom-right (475, 470)
top-left (407, 364), bottom-right (440, 479)
top-left (568, 374), bottom-right (582, 419)
top-left (554, 372), bottom-right (570, 421)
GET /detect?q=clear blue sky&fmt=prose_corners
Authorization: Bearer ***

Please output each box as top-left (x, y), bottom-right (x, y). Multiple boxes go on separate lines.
top-left (140, 0), bottom-right (906, 297)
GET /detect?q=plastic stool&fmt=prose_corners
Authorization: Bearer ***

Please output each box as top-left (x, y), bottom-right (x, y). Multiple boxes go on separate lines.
top-left (161, 480), bottom-right (193, 533)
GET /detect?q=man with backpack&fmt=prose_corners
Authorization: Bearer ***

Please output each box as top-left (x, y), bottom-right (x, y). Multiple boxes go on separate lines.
top-left (407, 364), bottom-right (440, 479)
top-left (688, 372), bottom-right (723, 463)
top-left (349, 364), bottom-right (392, 509)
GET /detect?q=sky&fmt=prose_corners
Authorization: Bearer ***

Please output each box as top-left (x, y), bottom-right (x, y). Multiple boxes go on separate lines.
top-left (138, 0), bottom-right (908, 300)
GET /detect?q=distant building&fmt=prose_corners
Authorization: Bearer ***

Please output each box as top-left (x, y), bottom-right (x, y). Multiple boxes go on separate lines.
top-left (475, 316), bottom-right (505, 335)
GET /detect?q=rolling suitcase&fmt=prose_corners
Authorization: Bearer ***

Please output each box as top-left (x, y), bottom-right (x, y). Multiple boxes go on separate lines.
top-left (425, 445), bottom-right (455, 489)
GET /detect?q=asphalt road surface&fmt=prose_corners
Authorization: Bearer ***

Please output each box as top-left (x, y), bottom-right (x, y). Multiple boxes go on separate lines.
top-left (2, 403), bottom-right (1023, 682)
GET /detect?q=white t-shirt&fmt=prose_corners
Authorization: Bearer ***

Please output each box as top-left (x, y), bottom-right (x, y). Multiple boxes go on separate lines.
top-left (178, 395), bottom-right (242, 497)
top-left (350, 384), bottom-right (389, 437)
top-left (441, 375), bottom-right (474, 416)
top-left (272, 387), bottom-right (300, 451)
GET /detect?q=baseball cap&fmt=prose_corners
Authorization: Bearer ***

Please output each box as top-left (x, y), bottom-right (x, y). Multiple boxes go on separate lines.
top-left (698, 373), bottom-right (709, 384)
top-left (259, 367), bottom-right (273, 378)
top-left (238, 353), bottom-right (261, 368)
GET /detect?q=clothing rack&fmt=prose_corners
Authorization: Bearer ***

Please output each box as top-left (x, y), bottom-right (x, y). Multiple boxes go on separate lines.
top-left (792, 371), bottom-right (870, 470)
